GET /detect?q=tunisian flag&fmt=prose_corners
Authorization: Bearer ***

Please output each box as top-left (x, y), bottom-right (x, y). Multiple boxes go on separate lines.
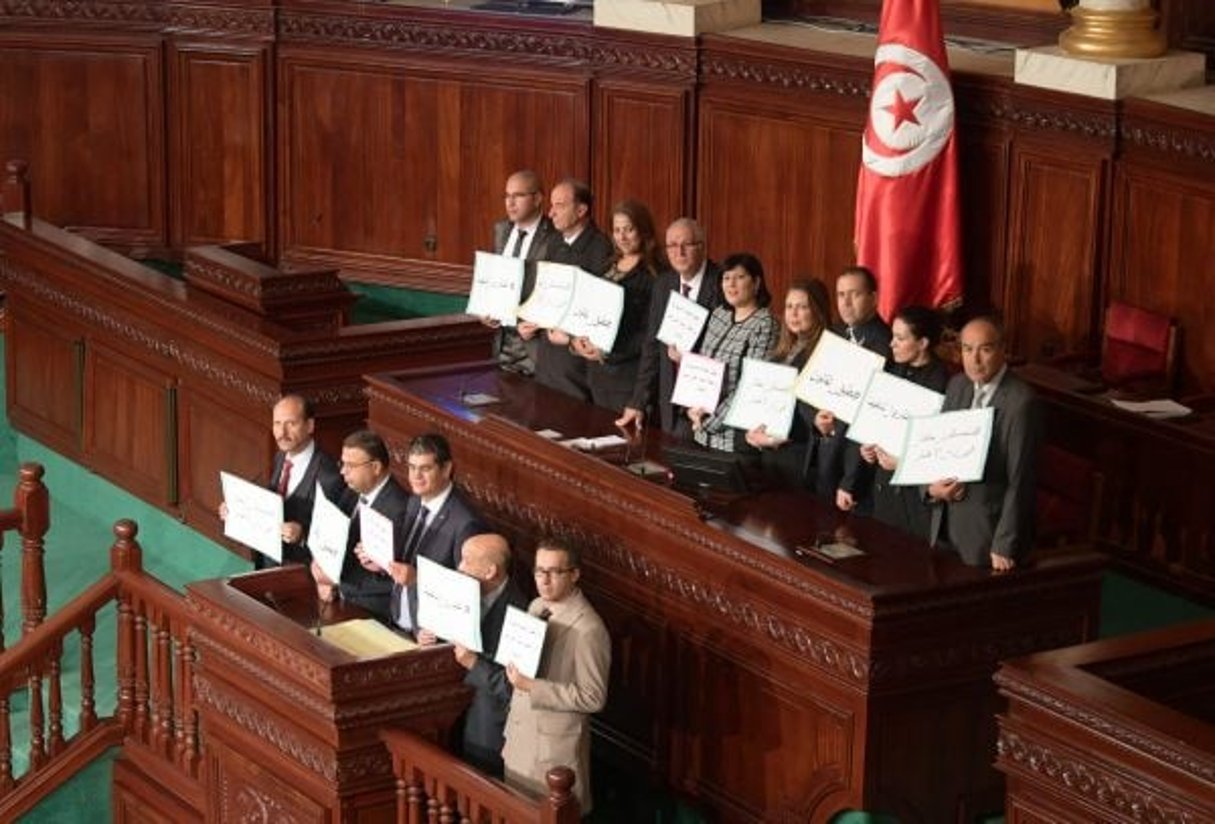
top-left (854, 0), bottom-right (963, 321)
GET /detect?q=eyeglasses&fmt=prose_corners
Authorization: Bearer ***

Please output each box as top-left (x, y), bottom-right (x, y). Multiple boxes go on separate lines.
top-left (339, 459), bottom-right (374, 470)
top-left (504, 191), bottom-right (538, 201)
top-left (664, 241), bottom-right (703, 252)
top-left (534, 567), bottom-right (573, 579)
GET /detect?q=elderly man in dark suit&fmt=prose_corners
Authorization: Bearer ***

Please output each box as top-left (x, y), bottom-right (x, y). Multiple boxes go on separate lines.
top-left (928, 316), bottom-right (1041, 570)
top-left (311, 428), bottom-right (410, 620)
top-left (419, 533), bottom-right (528, 777)
top-left (355, 433), bottom-right (486, 632)
top-left (488, 169), bottom-right (561, 376)
top-left (616, 217), bottom-right (724, 434)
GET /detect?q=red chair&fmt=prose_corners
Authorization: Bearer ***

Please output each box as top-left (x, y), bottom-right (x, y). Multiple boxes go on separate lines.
top-left (1100, 301), bottom-right (1178, 391)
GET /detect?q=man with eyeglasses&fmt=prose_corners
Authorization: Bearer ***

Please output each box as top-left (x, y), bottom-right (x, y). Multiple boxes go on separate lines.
top-left (617, 217), bottom-right (724, 434)
top-left (502, 539), bottom-right (609, 815)
top-left (355, 433), bottom-right (486, 634)
top-left (488, 169), bottom-right (560, 376)
top-left (310, 429), bottom-right (410, 619)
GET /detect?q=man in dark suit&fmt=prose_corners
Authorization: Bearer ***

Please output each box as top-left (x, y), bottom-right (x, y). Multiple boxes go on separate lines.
top-left (311, 429), bottom-right (409, 621)
top-left (616, 217), bottom-right (724, 434)
top-left (221, 394), bottom-right (345, 568)
top-left (356, 433), bottom-right (486, 633)
top-left (812, 266), bottom-right (893, 510)
top-left (488, 169), bottom-right (561, 376)
top-left (419, 532), bottom-right (528, 777)
top-left (928, 317), bottom-right (1040, 570)
top-left (526, 178), bottom-right (615, 403)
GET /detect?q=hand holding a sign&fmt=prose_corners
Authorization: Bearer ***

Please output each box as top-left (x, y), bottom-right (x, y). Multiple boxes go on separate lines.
top-left (572, 336), bottom-right (604, 362)
top-left (505, 662), bottom-right (535, 693)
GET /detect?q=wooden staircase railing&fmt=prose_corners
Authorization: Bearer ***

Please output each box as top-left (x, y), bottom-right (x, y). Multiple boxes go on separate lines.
top-left (0, 462), bottom-right (50, 647)
top-left (380, 727), bottom-right (580, 824)
top-left (0, 519), bottom-right (196, 821)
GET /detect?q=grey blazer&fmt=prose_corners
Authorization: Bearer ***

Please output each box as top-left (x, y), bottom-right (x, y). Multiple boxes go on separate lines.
top-left (929, 370), bottom-right (1041, 566)
top-left (491, 217), bottom-right (561, 375)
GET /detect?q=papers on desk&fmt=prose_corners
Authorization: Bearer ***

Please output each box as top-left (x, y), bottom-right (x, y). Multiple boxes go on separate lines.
top-left (494, 605), bottom-right (548, 679)
top-left (318, 619), bottom-right (418, 659)
top-left (670, 352), bottom-right (726, 411)
top-left (461, 392), bottom-right (500, 407)
top-left (794, 331), bottom-right (887, 423)
top-left (219, 472), bottom-right (284, 563)
top-left (416, 556), bottom-right (482, 652)
top-left (308, 482), bottom-right (351, 584)
top-left (846, 371), bottom-right (946, 457)
top-left (1110, 398), bottom-right (1192, 419)
top-left (466, 251), bottom-right (525, 326)
top-left (656, 292), bottom-right (710, 353)
top-left (516, 262), bottom-right (625, 352)
top-left (891, 408), bottom-right (993, 485)
top-left (558, 434), bottom-right (629, 452)
top-left (723, 358), bottom-right (799, 440)
top-left (359, 506), bottom-right (395, 571)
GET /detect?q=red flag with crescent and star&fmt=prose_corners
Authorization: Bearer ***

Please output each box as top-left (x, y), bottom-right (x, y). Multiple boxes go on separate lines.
top-left (854, 0), bottom-right (963, 322)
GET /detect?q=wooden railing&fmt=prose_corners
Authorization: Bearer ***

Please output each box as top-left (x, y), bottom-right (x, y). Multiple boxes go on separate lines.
top-left (0, 462), bottom-right (50, 647)
top-left (380, 728), bottom-right (580, 824)
top-left (0, 519), bottom-right (195, 821)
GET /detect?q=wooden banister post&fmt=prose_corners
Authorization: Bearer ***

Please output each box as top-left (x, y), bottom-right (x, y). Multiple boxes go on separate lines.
top-left (112, 520), bottom-right (141, 732)
top-left (110, 519), bottom-right (143, 573)
top-left (3, 160), bottom-right (32, 228)
top-left (543, 766), bottom-right (579, 824)
top-left (15, 462), bottom-right (49, 635)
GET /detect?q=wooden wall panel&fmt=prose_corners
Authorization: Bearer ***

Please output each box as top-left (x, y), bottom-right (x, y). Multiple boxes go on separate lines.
top-left (697, 96), bottom-right (862, 302)
top-left (593, 80), bottom-right (690, 231)
top-left (0, 35), bottom-right (164, 247)
top-left (1004, 149), bottom-right (1106, 361)
top-left (1110, 166), bottom-right (1215, 393)
top-left (84, 344), bottom-right (174, 507)
top-left (958, 134), bottom-right (1010, 313)
top-left (6, 304), bottom-right (82, 455)
top-left (169, 42), bottom-right (271, 252)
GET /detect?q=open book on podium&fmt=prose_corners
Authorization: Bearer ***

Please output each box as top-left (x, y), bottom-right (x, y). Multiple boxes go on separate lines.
top-left (173, 564), bottom-right (469, 822)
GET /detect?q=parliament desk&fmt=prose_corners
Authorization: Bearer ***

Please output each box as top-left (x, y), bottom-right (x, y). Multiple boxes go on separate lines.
top-left (114, 565), bottom-right (470, 823)
top-left (995, 618), bottom-right (1215, 823)
top-left (1018, 363), bottom-right (1215, 604)
top-left (364, 363), bottom-right (1105, 823)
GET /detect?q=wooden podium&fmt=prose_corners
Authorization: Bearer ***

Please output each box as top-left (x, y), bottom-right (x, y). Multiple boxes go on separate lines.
top-left (113, 565), bottom-right (470, 823)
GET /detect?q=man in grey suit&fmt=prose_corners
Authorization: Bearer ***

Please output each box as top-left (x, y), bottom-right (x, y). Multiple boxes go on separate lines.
top-left (928, 316), bottom-right (1041, 570)
top-left (419, 533), bottom-right (528, 777)
top-left (488, 169), bottom-right (561, 376)
top-left (616, 217), bottom-right (724, 434)
top-left (356, 433), bottom-right (486, 632)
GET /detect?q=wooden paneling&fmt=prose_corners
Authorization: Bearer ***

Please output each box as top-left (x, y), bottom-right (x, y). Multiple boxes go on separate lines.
top-left (5, 302), bottom-right (83, 454)
top-left (697, 95), bottom-right (863, 300)
top-left (593, 80), bottom-right (690, 230)
top-left (168, 42), bottom-right (271, 251)
top-left (0, 35), bottom-right (164, 247)
top-left (85, 343), bottom-right (175, 507)
top-left (1004, 148), bottom-right (1106, 361)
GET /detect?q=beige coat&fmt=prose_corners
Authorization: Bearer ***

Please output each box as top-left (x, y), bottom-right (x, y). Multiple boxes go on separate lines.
top-left (502, 588), bottom-right (610, 815)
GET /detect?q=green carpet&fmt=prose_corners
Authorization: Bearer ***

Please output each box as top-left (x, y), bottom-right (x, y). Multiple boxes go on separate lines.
top-left (2, 328), bottom-right (1211, 823)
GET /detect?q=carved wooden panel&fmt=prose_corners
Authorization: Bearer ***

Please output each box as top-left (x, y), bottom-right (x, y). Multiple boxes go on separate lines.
top-left (84, 342), bottom-right (175, 508)
top-left (592, 80), bottom-right (690, 231)
top-left (1109, 165), bottom-right (1215, 393)
top-left (6, 302), bottom-right (82, 456)
top-left (697, 95), bottom-right (863, 303)
top-left (958, 132), bottom-right (1010, 312)
top-left (207, 738), bottom-right (327, 824)
top-left (0, 35), bottom-right (164, 247)
top-left (168, 41), bottom-right (270, 251)
top-left (177, 385), bottom-right (269, 535)
top-left (1004, 148), bottom-right (1106, 361)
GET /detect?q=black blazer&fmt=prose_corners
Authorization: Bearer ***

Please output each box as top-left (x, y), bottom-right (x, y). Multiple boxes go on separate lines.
top-left (260, 446), bottom-right (344, 568)
top-left (337, 477), bottom-right (411, 621)
top-left (461, 577), bottom-right (530, 777)
top-left (399, 486), bottom-right (487, 626)
top-left (629, 263), bottom-right (725, 433)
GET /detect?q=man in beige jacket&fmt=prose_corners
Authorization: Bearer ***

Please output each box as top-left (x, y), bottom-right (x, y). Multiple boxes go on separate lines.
top-left (502, 539), bottom-right (611, 815)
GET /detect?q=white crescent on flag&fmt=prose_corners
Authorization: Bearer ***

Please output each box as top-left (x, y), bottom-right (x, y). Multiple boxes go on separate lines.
top-left (862, 43), bottom-right (955, 178)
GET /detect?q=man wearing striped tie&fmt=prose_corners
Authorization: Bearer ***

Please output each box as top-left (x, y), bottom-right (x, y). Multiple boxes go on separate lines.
top-left (928, 316), bottom-right (1041, 570)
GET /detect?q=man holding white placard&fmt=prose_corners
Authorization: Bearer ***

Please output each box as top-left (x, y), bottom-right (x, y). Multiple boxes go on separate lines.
top-left (311, 429), bottom-right (409, 619)
top-left (503, 539), bottom-right (610, 815)
top-left (618, 217), bottom-right (724, 434)
top-left (927, 317), bottom-right (1040, 570)
top-left (419, 533), bottom-right (527, 777)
